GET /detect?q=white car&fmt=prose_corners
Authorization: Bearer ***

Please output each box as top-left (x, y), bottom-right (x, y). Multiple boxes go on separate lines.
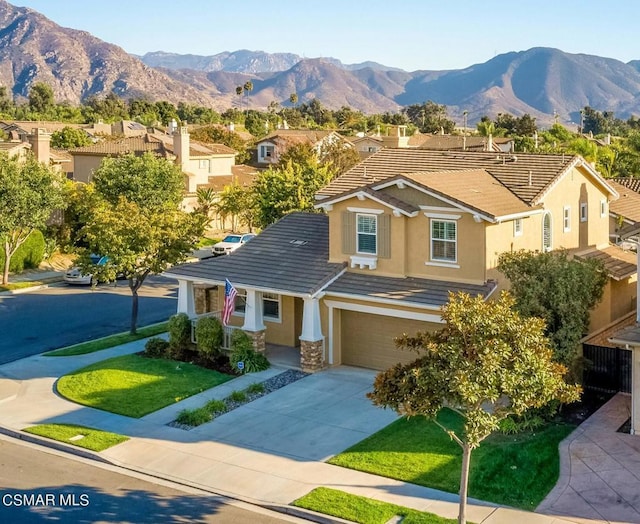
top-left (64, 254), bottom-right (110, 285)
top-left (211, 234), bottom-right (256, 256)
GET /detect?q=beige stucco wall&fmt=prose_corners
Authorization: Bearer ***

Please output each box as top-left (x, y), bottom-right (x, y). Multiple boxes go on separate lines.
top-left (183, 155), bottom-right (235, 192)
top-left (72, 155), bottom-right (104, 183)
top-left (590, 275), bottom-right (638, 332)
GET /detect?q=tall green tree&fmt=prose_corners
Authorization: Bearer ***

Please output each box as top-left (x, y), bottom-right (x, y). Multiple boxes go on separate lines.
top-left (50, 126), bottom-right (92, 149)
top-left (369, 292), bottom-right (580, 524)
top-left (404, 101), bottom-right (455, 134)
top-left (0, 153), bottom-right (66, 284)
top-left (79, 152), bottom-right (202, 333)
top-left (28, 82), bottom-right (55, 114)
top-left (498, 250), bottom-right (608, 366)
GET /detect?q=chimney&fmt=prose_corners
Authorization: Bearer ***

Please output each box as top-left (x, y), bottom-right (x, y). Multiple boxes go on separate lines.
top-left (487, 133), bottom-right (493, 151)
top-left (28, 128), bottom-right (51, 164)
top-left (168, 118), bottom-right (178, 135)
top-left (173, 124), bottom-right (189, 169)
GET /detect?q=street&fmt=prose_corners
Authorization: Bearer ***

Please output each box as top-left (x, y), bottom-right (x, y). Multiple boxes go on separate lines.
top-left (0, 276), bottom-right (178, 364)
top-left (0, 436), bottom-right (305, 524)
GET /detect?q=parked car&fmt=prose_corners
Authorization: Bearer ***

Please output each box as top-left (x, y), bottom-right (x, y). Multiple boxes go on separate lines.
top-left (211, 233), bottom-right (256, 256)
top-left (64, 254), bottom-right (122, 285)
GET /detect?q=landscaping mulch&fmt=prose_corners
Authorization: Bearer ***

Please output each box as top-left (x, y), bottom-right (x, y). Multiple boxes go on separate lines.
top-left (556, 390), bottom-right (614, 426)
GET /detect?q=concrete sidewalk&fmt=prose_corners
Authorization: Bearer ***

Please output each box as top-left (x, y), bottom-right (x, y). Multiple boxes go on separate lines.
top-left (0, 340), bottom-right (584, 524)
top-left (1, 268), bottom-right (65, 294)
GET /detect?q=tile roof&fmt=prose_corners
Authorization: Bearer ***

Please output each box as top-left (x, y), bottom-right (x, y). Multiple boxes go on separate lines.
top-left (399, 170), bottom-right (534, 219)
top-left (197, 165), bottom-right (258, 192)
top-left (68, 135), bottom-right (169, 156)
top-left (164, 213), bottom-right (346, 295)
top-left (0, 141), bottom-right (28, 152)
top-left (608, 317), bottom-right (640, 347)
top-left (258, 129), bottom-right (338, 148)
top-left (318, 148), bottom-right (584, 205)
top-left (325, 272), bottom-right (496, 308)
top-left (574, 245), bottom-right (637, 280)
top-left (609, 180), bottom-right (640, 223)
top-left (416, 135), bottom-right (497, 151)
top-left (611, 177), bottom-right (640, 193)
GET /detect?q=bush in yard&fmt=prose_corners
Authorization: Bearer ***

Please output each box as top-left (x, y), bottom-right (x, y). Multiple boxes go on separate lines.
top-left (229, 330), bottom-right (270, 373)
top-left (195, 316), bottom-right (223, 357)
top-left (0, 229), bottom-right (45, 272)
top-left (168, 313), bottom-right (192, 352)
top-left (144, 337), bottom-right (170, 358)
top-left (176, 407), bottom-right (212, 426)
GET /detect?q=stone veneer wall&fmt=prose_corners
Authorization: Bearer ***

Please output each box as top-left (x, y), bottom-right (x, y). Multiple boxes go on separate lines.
top-left (194, 286), bottom-right (218, 315)
top-left (245, 329), bottom-right (266, 352)
top-left (300, 339), bottom-right (324, 372)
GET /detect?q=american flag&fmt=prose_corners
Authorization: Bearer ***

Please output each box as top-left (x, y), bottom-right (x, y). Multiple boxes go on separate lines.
top-left (222, 279), bottom-right (237, 326)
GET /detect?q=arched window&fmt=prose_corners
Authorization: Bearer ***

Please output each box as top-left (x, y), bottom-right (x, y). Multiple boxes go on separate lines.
top-left (542, 212), bottom-right (552, 252)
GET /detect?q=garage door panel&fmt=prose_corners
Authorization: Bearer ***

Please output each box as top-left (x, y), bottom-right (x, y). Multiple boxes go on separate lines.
top-left (341, 311), bottom-right (438, 370)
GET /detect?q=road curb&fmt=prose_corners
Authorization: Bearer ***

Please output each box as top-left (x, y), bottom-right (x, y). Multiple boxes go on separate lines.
top-left (0, 426), bottom-right (351, 524)
top-left (0, 278), bottom-right (65, 296)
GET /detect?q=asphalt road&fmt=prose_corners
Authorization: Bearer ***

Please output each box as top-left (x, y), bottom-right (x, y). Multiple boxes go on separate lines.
top-left (0, 436), bottom-right (304, 524)
top-left (0, 276), bottom-right (179, 364)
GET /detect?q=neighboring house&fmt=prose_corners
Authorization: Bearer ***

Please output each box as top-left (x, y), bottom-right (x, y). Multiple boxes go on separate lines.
top-left (350, 135), bottom-right (383, 160)
top-left (415, 134), bottom-right (514, 153)
top-left (255, 129), bottom-right (349, 165)
top-left (68, 128), bottom-right (242, 211)
top-left (0, 128), bottom-right (70, 175)
top-left (166, 148), bottom-right (634, 373)
top-left (608, 178), bottom-right (640, 241)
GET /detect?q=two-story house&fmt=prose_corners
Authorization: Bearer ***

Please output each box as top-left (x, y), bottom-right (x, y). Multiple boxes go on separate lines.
top-left (165, 149), bottom-right (633, 373)
top-left (255, 129), bottom-right (350, 166)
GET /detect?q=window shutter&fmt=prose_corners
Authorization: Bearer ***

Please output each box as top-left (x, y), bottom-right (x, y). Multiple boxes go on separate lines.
top-left (378, 214), bottom-right (391, 258)
top-left (342, 211), bottom-right (355, 254)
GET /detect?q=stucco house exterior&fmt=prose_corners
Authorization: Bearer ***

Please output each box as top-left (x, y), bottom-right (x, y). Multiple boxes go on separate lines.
top-left (165, 148), bottom-right (635, 374)
top-left (255, 129), bottom-right (350, 166)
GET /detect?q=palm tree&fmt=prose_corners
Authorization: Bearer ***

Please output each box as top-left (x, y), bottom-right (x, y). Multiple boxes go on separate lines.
top-left (235, 86), bottom-right (243, 109)
top-left (243, 81), bottom-right (253, 113)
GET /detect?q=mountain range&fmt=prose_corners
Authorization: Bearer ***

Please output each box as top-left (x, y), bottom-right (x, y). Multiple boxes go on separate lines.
top-left (2, 0), bottom-right (640, 124)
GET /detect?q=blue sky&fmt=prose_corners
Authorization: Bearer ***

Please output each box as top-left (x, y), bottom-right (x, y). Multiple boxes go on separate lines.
top-left (11, 1), bottom-right (640, 71)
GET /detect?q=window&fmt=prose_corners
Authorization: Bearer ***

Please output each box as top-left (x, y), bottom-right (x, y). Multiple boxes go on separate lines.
top-left (233, 289), bottom-right (280, 321)
top-left (543, 212), bottom-right (552, 251)
top-left (431, 220), bottom-right (457, 262)
top-left (356, 214), bottom-right (377, 254)
top-left (580, 203), bottom-right (588, 222)
top-left (260, 145), bottom-right (274, 160)
top-left (514, 218), bottom-right (523, 237)
top-left (563, 206), bottom-right (571, 232)
top-left (199, 159), bottom-right (210, 170)
top-left (600, 199), bottom-right (607, 218)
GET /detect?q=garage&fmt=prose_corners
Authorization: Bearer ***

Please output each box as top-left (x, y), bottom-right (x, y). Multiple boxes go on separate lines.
top-left (340, 310), bottom-right (440, 370)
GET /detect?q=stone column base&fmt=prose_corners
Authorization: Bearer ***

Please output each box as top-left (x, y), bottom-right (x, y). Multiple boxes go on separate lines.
top-left (244, 329), bottom-right (266, 353)
top-left (300, 339), bottom-right (324, 373)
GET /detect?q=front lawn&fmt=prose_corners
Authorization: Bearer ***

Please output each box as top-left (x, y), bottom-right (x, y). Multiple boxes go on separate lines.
top-left (329, 409), bottom-right (575, 510)
top-left (56, 354), bottom-right (233, 418)
top-left (23, 423), bottom-right (128, 451)
top-left (293, 487), bottom-right (458, 524)
top-left (45, 322), bottom-right (169, 356)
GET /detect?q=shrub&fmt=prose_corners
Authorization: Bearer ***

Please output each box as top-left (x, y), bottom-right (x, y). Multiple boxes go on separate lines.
top-left (230, 329), bottom-right (253, 352)
top-left (230, 346), bottom-right (270, 374)
top-left (204, 399), bottom-right (227, 414)
top-left (195, 316), bottom-right (223, 357)
top-left (499, 413), bottom-right (546, 435)
top-left (0, 230), bottom-right (45, 272)
top-left (176, 407), bottom-right (212, 426)
top-left (228, 390), bottom-right (248, 403)
top-left (144, 337), bottom-right (170, 358)
top-left (168, 313), bottom-right (192, 352)
top-left (246, 382), bottom-right (265, 395)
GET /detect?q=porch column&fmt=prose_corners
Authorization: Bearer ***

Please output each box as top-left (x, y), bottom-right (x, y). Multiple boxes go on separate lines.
top-left (242, 289), bottom-right (266, 352)
top-left (177, 280), bottom-right (195, 317)
top-left (299, 297), bottom-right (324, 373)
top-left (633, 348), bottom-right (640, 435)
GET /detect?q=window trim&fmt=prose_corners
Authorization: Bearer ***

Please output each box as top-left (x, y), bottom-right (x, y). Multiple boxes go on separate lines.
top-left (233, 289), bottom-right (281, 323)
top-left (356, 213), bottom-right (378, 255)
top-left (262, 292), bottom-right (281, 322)
top-left (563, 206), bottom-right (571, 232)
top-left (580, 202), bottom-right (588, 223)
top-left (430, 218), bottom-right (457, 264)
top-left (514, 218), bottom-right (523, 237)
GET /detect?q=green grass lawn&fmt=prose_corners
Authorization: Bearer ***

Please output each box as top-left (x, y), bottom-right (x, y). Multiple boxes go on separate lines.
top-left (197, 237), bottom-right (218, 247)
top-left (293, 487), bottom-right (458, 524)
top-left (328, 409), bottom-right (575, 510)
top-left (0, 279), bottom-right (51, 292)
top-left (45, 322), bottom-right (169, 356)
top-left (56, 354), bottom-right (233, 418)
top-left (23, 423), bottom-right (129, 451)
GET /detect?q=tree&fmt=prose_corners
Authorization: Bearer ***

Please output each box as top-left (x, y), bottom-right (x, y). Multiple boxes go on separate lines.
top-left (214, 182), bottom-right (257, 231)
top-left (498, 250), bottom-right (608, 366)
top-left (189, 125), bottom-right (250, 163)
top-left (50, 126), bottom-right (92, 149)
top-left (289, 93), bottom-right (298, 106)
top-left (368, 291), bottom-right (580, 524)
top-left (0, 153), bottom-right (66, 284)
top-left (28, 82), bottom-right (55, 114)
top-left (404, 101), bottom-right (455, 134)
top-left (243, 80), bottom-right (253, 112)
top-left (79, 152), bottom-right (202, 334)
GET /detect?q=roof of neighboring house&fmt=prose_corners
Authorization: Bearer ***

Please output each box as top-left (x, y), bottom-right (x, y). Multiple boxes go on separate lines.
top-left (150, 132), bottom-right (236, 157)
top-left (49, 149), bottom-right (73, 163)
top-left (618, 221), bottom-right (640, 239)
top-left (68, 135), bottom-right (170, 156)
top-left (609, 180), bottom-right (640, 223)
top-left (415, 135), bottom-right (500, 152)
top-left (611, 177), bottom-right (640, 193)
top-left (164, 213), bottom-right (346, 295)
top-left (608, 315), bottom-right (640, 347)
top-left (325, 272), bottom-right (496, 308)
top-left (574, 245), bottom-right (637, 280)
top-left (0, 120), bottom-right (86, 135)
top-left (0, 141), bottom-right (29, 152)
top-left (197, 165), bottom-right (258, 192)
top-left (318, 148), bottom-right (614, 205)
top-left (257, 129), bottom-right (338, 146)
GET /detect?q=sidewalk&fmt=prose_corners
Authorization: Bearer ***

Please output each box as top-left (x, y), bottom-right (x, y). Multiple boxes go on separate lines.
top-left (1, 268), bottom-right (65, 294)
top-left (0, 340), bottom-right (584, 524)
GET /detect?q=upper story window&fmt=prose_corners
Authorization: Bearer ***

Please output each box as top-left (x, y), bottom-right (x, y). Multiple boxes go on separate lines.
top-left (514, 218), bottom-right (523, 237)
top-left (580, 203), bottom-right (588, 222)
top-left (259, 145), bottom-right (275, 161)
top-left (356, 214), bottom-right (377, 254)
top-left (199, 159), bottom-right (210, 170)
top-left (563, 206), bottom-right (571, 232)
top-left (543, 212), bottom-right (553, 251)
top-left (600, 199), bottom-right (607, 217)
top-left (431, 219), bottom-right (457, 262)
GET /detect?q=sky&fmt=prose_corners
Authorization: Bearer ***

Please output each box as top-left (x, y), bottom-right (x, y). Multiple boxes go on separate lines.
top-left (10, 1), bottom-right (640, 71)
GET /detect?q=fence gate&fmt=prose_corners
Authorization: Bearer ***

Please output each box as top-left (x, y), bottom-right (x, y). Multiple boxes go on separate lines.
top-left (582, 344), bottom-right (632, 394)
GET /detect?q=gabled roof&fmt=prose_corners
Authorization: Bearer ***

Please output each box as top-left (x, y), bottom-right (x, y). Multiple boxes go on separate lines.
top-left (316, 184), bottom-right (419, 217)
top-left (318, 149), bottom-right (616, 205)
top-left (609, 180), bottom-right (640, 223)
top-left (325, 272), bottom-right (496, 308)
top-left (197, 165), bottom-right (258, 192)
top-left (164, 213), bottom-right (346, 296)
top-left (257, 129), bottom-right (338, 146)
top-left (574, 245), bottom-right (637, 281)
top-left (68, 135), bottom-right (169, 157)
